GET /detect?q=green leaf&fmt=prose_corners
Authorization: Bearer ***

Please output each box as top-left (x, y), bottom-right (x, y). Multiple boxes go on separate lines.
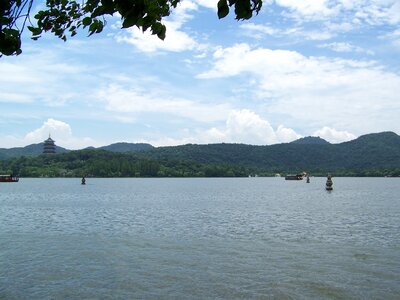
top-left (27, 26), bottom-right (42, 36)
top-left (151, 22), bottom-right (163, 35)
top-left (3, 28), bottom-right (20, 37)
top-left (234, 0), bottom-right (252, 20)
top-left (96, 21), bottom-right (104, 33)
top-left (157, 25), bottom-right (166, 40)
top-left (91, 6), bottom-right (105, 18)
top-left (122, 14), bottom-right (139, 28)
top-left (88, 22), bottom-right (97, 36)
top-left (82, 17), bottom-right (92, 26)
top-left (217, 0), bottom-right (229, 19)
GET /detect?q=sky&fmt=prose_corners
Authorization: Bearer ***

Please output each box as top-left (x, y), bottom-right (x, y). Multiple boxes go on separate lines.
top-left (1, 0), bottom-right (400, 149)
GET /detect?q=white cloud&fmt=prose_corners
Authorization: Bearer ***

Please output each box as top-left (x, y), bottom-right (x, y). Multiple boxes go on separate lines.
top-left (115, 0), bottom-right (200, 53)
top-left (219, 109), bottom-right (278, 144)
top-left (143, 109), bottom-right (302, 146)
top-left (0, 48), bottom-right (91, 106)
top-left (381, 28), bottom-right (400, 46)
top-left (313, 126), bottom-right (356, 143)
top-left (25, 118), bottom-right (72, 143)
top-left (0, 92), bottom-right (32, 103)
top-left (318, 42), bottom-right (374, 54)
top-left (324, 21), bottom-right (355, 33)
top-left (239, 1), bottom-right (400, 43)
top-left (275, 0), bottom-right (336, 20)
top-left (189, 109), bottom-right (301, 145)
top-left (198, 44), bottom-right (400, 134)
top-left (97, 84), bottom-right (232, 123)
top-left (299, 30), bottom-right (334, 41)
top-left (240, 23), bottom-right (334, 41)
top-left (276, 125), bottom-right (302, 143)
top-left (240, 23), bottom-right (280, 38)
top-left (195, 0), bottom-right (218, 10)
top-left (116, 21), bottom-right (198, 53)
top-left (273, 0), bottom-right (400, 25)
top-left (18, 118), bottom-right (99, 150)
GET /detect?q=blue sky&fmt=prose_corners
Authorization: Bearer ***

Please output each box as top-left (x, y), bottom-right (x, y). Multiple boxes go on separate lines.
top-left (1, 0), bottom-right (400, 149)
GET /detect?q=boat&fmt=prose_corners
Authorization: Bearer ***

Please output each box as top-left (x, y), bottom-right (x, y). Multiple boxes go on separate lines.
top-left (285, 174), bottom-right (304, 180)
top-left (0, 174), bottom-right (19, 182)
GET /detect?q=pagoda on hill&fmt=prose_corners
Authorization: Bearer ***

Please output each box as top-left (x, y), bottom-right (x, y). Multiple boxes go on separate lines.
top-left (43, 134), bottom-right (56, 154)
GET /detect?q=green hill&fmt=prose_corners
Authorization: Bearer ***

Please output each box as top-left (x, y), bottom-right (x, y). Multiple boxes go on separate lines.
top-left (139, 131), bottom-right (399, 171)
top-left (0, 142), bottom-right (153, 160)
top-left (0, 132), bottom-right (399, 177)
top-left (291, 136), bottom-right (330, 145)
top-left (0, 143), bottom-right (68, 160)
top-left (98, 142), bottom-right (153, 152)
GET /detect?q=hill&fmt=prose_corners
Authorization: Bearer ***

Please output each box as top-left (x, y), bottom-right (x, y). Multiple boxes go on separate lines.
top-left (137, 131), bottom-right (400, 172)
top-left (291, 136), bottom-right (330, 145)
top-left (0, 143), bottom-right (68, 160)
top-left (0, 142), bottom-right (153, 160)
top-left (0, 131), bottom-right (399, 177)
top-left (98, 142), bottom-right (153, 152)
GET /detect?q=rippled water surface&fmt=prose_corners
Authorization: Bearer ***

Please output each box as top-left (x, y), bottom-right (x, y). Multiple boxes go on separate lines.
top-left (1, 178), bottom-right (399, 299)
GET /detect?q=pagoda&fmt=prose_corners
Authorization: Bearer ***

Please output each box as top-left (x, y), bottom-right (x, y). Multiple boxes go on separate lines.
top-left (43, 134), bottom-right (56, 154)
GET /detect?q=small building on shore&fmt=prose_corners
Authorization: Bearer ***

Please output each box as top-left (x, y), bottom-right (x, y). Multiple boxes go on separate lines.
top-left (43, 135), bottom-right (56, 154)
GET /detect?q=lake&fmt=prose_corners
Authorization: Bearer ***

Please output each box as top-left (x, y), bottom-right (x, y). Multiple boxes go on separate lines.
top-left (0, 177), bottom-right (399, 299)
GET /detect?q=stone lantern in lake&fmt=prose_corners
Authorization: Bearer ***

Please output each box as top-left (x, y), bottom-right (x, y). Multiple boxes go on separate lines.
top-left (43, 134), bottom-right (56, 154)
top-left (326, 174), bottom-right (333, 191)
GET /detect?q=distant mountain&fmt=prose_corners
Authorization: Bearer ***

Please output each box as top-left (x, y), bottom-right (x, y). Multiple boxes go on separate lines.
top-left (0, 143), bottom-right (69, 160)
top-left (137, 131), bottom-right (400, 171)
top-left (98, 142), bottom-right (153, 153)
top-left (1, 132), bottom-right (399, 176)
top-left (0, 142), bottom-right (154, 160)
top-left (291, 136), bottom-right (330, 145)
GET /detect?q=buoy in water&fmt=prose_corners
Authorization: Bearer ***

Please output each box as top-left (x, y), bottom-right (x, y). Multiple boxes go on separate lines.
top-left (326, 174), bottom-right (333, 191)
top-left (81, 176), bottom-right (86, 185)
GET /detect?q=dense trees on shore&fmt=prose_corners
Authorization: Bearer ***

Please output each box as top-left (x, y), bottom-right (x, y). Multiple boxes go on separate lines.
top-left (0, 149), bottom-right (399, 178)
top-left (1, 132), bottom-right (399, 177)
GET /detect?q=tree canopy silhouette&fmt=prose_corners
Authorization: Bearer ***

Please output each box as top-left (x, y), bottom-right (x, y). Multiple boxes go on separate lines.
top-left (0, 0), bottom-right (262, 56)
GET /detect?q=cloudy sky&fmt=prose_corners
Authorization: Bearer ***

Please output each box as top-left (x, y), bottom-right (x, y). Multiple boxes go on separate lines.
top-left (1, 0), bottom-right (400, 149)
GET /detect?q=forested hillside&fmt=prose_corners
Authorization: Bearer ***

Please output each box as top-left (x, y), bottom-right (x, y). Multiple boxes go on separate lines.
top-left (0, 143), bottom-right (68, 160)
top-left (0, 132), bottom-right (399, 177)
top-left (139, 132), bottom-right (400, 172)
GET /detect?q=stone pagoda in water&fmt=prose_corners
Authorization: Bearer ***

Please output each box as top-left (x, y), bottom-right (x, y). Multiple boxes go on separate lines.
top-left (43, 134), bottom-right (56, 154)
top-left (326, 174), bottom-right (333, 191)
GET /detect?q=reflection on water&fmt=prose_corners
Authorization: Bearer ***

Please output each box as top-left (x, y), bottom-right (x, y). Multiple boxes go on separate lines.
top-left (1, 178), bottom-right (399, 299)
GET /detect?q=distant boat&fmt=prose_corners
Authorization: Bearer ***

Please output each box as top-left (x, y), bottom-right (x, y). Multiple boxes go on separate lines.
top-left (0, 174), bottom-right (19, 182)
top-left (285, 174), bottom-right (304, 180)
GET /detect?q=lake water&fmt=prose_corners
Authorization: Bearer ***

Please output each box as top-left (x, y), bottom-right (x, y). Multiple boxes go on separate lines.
top-left (0, 177), bottom-right (399, 299)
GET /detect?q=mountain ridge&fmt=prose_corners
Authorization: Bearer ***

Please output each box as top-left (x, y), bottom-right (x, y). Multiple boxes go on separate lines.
top-left (1, 131), bottom-right (399, 177)
top-left (290, 136), bottom-right (330, 145)
top-left (0, 132), bottom-right (399, 171)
